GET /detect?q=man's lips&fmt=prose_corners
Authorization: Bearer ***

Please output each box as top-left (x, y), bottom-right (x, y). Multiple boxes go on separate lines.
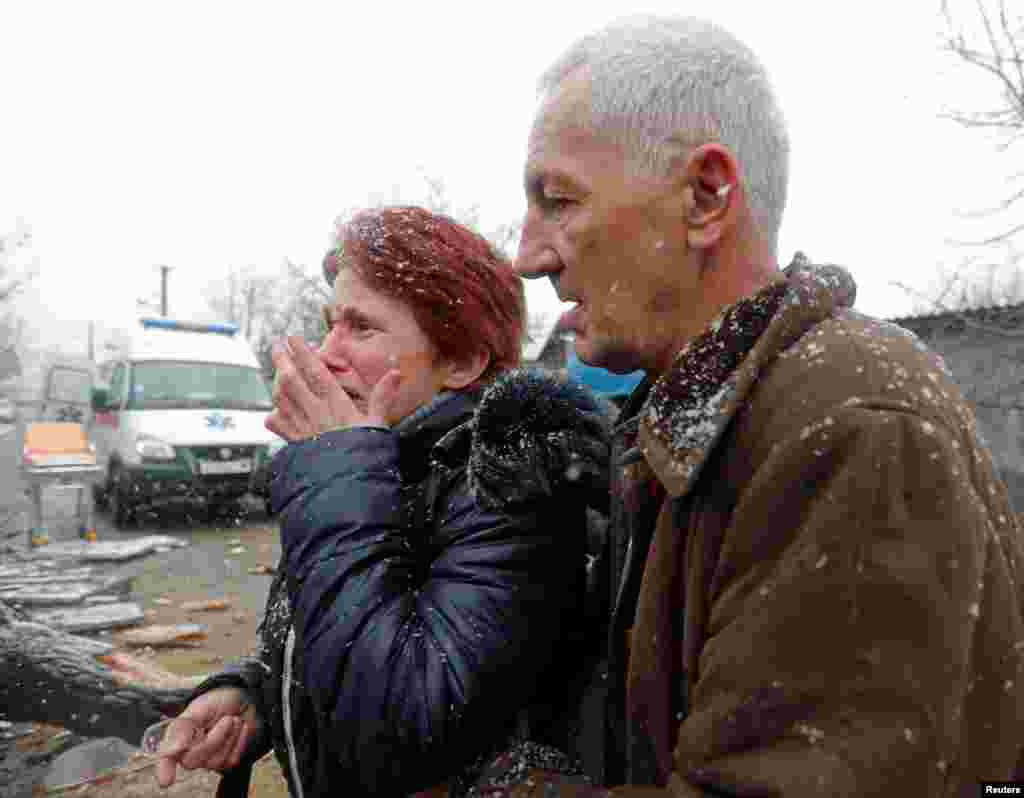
top-left (558, 303), bottom-right (586, 333)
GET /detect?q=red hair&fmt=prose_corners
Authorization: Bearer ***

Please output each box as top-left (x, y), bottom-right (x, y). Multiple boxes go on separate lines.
top-left (322, 206), bottom-right (523, 387)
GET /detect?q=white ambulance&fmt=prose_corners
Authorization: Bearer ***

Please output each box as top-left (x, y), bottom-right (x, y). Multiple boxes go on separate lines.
top-left (90, 317), bottom-right (283, 526)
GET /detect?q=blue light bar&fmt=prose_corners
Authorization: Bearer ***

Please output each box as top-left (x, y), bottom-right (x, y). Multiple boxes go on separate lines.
top-left (139, 317), bottom-right (239, 336)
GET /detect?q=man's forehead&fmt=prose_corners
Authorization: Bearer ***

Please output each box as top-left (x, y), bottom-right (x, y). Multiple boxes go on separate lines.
top-left (527, 96), bottom-right (599, 167)
top-left (525, 112), bottom-right (624, 181)
top-left (533, 73), bottom-right (592, 133)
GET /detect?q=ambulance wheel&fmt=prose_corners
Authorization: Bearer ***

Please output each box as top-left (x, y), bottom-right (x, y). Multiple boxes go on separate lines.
top-left (108, 466), bottom-right (137, 529)
top-left (206, 498), bottom-right (244, 524)
top-left (92, 483), bottom-right (109, 510)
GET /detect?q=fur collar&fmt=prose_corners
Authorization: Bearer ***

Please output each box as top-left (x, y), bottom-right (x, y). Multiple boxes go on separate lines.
top-left (463, 367), bottom-right (613, 512)
top-left (638, 256), bottom-right (857, 497)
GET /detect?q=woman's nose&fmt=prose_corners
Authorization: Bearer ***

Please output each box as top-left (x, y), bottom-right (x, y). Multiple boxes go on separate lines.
top-left (318, 331), bottom-right (352, 371)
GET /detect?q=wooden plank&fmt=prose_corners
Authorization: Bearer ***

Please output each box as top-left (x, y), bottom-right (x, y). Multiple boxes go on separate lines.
top-left (0, 582), bottom-right (101, 605)
top-left (0, 568), bottom-right (96, 583)
top-left (38, 536), bottom-right (188, 562)
top-left (29, 602), bottom-right (145, 633)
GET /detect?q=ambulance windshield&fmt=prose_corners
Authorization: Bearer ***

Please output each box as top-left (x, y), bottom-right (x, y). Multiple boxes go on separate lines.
top-left (126, 361), bottom-right (272, 411)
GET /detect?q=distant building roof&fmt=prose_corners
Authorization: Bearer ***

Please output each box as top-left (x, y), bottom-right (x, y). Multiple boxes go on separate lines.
top-left (889, 302), bottom-right (1024, 331)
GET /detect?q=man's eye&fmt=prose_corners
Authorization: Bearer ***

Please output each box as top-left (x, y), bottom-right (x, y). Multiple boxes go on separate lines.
top-left (545, 195), bottom-right (572, 210)
top-left (540, 196), bottom-right (574, 220)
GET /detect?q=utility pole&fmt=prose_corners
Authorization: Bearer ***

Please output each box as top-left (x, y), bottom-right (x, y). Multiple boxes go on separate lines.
top-left (158, 265), bottom-right (172, 317)
top-left (244, 279), bottom-right (256, 340)
top-left (227, 270), bottom-right (237, 325)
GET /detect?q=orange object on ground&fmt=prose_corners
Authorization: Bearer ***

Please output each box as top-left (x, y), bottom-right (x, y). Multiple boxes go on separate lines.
top-left (20, 421), bottom-right (102, 543)
top-left (115, 624), bottom-right (207, 648)
top-left (23, 422), bottom-right (93, 455)
top-left (180, 598), bottom-right (233, 613)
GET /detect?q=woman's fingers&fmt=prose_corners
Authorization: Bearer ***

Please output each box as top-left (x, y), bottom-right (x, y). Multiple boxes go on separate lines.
top-left (270, 341), bottom-right (324, 438)
top-left (227, 716), bottom-right (259, 768)
top-left (285, 336), bottom-right (336, 404)
top-left (273, 337), bottom-right (364, 435)
top-left (152, 688), bottom-right (258, 787)
top-left (365, 369), bottom-right (403, 427)
top-left (286, 338), bottom-right (329, 395)
top-left (154, 716), bottom-right (202, 787)
top-left (287, 336), bottom-right (333, 399)
top-left (273, 343), bottom-right (321, 412)
top-left (178, 716), bottom-right (238, 771)
top-left (156, 755), bottom-right (179, 788)
top-left (270, 336), bottom-right (387, 434)
top-left (203, 718), bottom-right (244, 772)
top-left (279, 390), bottom-right (316, 435)
top-left (155, 716), bottom-right (201, 758)
top-left (266, 402), bottom-right (307, 442)
top-left (287, 336), bottom-right (361, 425)
top-left (265, 411), bottom-right (290, 441)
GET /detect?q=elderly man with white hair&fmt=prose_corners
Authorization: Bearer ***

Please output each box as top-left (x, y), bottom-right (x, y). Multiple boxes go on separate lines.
top-left (475, 13), bottom-right (1024, 798)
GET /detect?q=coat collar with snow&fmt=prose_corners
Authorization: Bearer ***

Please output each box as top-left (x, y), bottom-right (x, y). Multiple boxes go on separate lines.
top-left (638, 255), bottom-right (858, 498)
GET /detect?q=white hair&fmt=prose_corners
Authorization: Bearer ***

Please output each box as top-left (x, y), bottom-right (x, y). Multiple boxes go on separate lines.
top-left (539, 15), bottom-right (790, 255)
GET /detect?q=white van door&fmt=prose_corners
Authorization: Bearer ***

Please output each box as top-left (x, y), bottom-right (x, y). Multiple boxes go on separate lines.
top-left (91, 362), bottom-right (127, 473)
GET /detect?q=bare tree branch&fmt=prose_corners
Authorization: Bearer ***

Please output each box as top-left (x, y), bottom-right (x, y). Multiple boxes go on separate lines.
top-left (940, 109), bottom-right (1021, 129)
top-left (946, 219), bottom-right (1024, 246)
top-left (977, 0), bottom-right (1002, 65)
top-left (934, 268), bottom-right (969, 307)
top-left (942, 0), bottom-right (1024, 244)
top-left (998, 0), bottom-right (1024, 94)
top-left (958, 184), bottom-right (1024, 216)
top-left (0, 223), bottom-right (38, 349)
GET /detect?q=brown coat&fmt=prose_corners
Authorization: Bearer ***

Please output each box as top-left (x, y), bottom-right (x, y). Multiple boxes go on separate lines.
top-left (476, 261), bottom-right (1024, 798)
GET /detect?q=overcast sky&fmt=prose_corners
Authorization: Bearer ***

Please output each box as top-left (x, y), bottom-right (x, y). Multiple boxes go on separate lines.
top-left (3, 0), bottom-right (1021, 356)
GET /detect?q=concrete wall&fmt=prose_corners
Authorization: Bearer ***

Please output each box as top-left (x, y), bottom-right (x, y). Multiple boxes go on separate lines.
top-left (893, 306), bottom-right (1024, 509)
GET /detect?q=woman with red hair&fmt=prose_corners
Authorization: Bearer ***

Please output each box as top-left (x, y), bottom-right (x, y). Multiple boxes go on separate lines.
top-left (155, 206), bottom-right (611, 797)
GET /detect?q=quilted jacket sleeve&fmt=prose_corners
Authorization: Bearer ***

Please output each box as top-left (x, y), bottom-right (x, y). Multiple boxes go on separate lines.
top-left (272, 426), bottom-right (584, 795)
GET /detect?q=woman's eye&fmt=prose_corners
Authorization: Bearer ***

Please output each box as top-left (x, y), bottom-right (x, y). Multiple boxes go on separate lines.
top-left (347, 320), bottom-right (377, 338)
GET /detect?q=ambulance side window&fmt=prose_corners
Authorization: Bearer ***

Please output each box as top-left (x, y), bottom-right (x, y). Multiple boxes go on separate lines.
top-left (108, 363), bottom-right (127, 410)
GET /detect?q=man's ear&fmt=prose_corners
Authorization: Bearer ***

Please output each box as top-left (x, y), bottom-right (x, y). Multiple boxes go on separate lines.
top-left (681, 143), bottom-right (740, 250)
top-left (442, 349), bottom-right (490, 390)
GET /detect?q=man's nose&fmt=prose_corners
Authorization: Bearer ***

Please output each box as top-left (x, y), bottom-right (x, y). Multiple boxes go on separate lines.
top-left (514, 211), bottom-right (560, 280)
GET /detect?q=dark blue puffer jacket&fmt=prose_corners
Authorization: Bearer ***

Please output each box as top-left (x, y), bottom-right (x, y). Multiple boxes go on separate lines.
top-left (196, 369), bottom-right (611, 798)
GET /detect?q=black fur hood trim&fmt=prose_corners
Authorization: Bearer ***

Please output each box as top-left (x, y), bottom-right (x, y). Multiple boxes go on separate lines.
top-left (466, 367), bottom-right (613, 512)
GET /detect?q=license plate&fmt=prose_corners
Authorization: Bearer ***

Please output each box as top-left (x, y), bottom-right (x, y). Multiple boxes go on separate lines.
top-left (198, 458), bottom-right (252, 475)
top-left (26, 453), bottom-right (98, 467)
